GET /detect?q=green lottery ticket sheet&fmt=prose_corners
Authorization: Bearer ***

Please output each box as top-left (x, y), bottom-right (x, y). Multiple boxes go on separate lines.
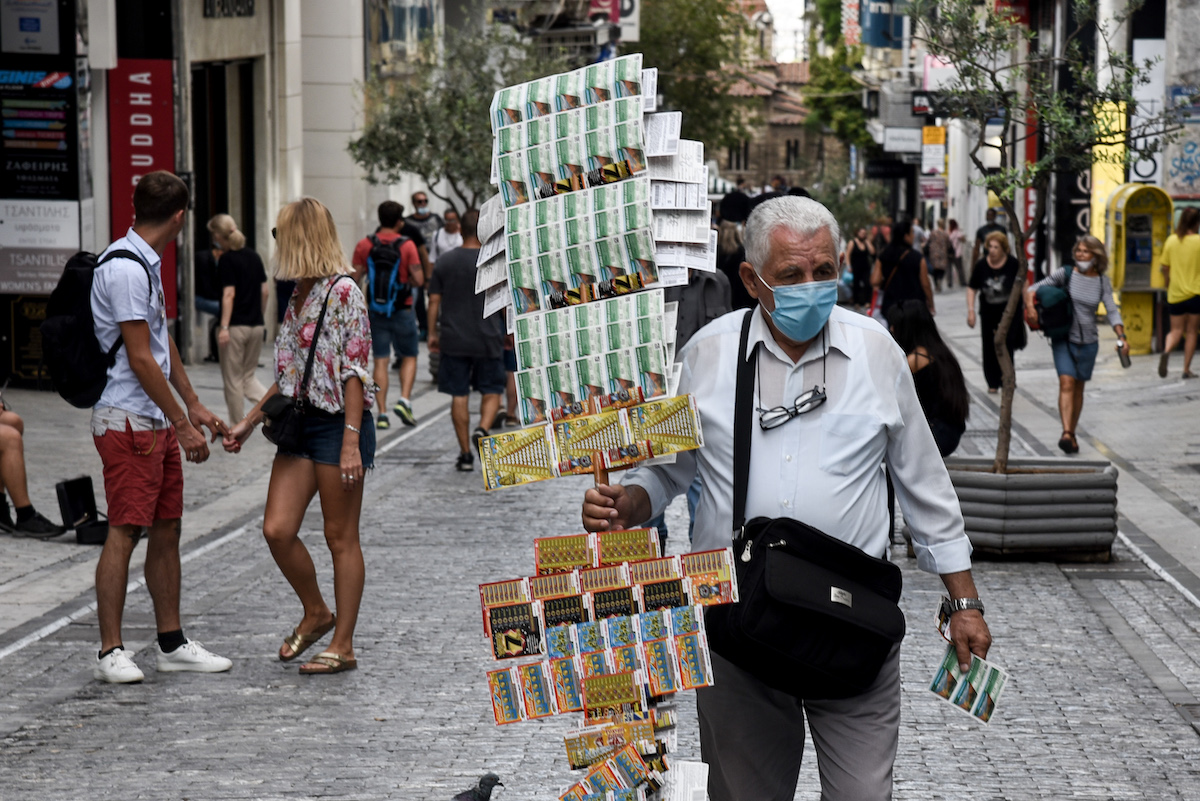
top-left (928, 643), bottom-right (1009, 724)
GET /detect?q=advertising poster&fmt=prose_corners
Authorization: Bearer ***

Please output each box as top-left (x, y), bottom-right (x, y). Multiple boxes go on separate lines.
top-left (1, 0), bottom-right (60, 55)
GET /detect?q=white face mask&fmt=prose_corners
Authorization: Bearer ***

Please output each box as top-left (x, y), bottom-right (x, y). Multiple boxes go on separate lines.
top-left (1076, 258), bottom-right (1093, 269)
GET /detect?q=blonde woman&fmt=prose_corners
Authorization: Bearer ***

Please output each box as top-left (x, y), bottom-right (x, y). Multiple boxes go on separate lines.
top-left (1024, 236), bottom-right (1128, 454)
top-left (207, 214), bottom-right (269, 422)
top-left (223, 198), bottom-right (375, 674)
top-left (967, 230), bottom-right (1025, 393)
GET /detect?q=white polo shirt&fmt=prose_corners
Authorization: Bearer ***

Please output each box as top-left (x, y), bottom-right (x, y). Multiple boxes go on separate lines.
top-left (91, 229), bottom-right (171, 423)
top-left (622, 305), bottom-right (973, 576)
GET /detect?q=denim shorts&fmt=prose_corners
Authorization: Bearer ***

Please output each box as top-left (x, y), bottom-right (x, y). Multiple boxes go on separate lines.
top-left (278, 409), bottom-right (376, 469)
top-left (369, 308), bottom-right (419, 359)
top-left (438, 354), bottom-right (507, 396)
top-left (1051, 338), bottom-right (1099, 382)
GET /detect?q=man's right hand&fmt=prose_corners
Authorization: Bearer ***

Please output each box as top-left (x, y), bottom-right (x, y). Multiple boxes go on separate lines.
top-left (427, 333), bottom-right (440, 353)
top-left (176, 421), bottom-right (211, 463)
top-left (582, 483), bottom-right (636, 532)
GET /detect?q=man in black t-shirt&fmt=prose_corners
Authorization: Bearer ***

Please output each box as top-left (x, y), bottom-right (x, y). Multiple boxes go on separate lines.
top-left (216, 241), bottom-right (269, 423)
top-left (970, 208), bottom-right (1007, 268)
top-left (426, 209), bottom-right (505, 472)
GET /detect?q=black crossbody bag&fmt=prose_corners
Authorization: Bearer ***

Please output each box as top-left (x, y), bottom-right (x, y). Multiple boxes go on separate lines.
top-left (262, 277), bottom-right (345, 450)
top-left (705, 312), bottom-right (906, 700)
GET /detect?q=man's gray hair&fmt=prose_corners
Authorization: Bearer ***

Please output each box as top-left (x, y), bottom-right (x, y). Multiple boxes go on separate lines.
top-left (744, 196), bottom-right (843, 269)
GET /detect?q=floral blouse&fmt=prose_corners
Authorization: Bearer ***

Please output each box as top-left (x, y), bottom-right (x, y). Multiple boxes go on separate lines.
top-left (275, 275), bottom-right (376, 413)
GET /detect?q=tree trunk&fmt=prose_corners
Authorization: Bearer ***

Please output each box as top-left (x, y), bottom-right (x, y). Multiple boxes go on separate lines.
top-left (991, 271), bottom-right (1027, 474)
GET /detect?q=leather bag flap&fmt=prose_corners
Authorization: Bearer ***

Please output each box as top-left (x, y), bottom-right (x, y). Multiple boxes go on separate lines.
top-left (763, 547), bottom-right (906, 642)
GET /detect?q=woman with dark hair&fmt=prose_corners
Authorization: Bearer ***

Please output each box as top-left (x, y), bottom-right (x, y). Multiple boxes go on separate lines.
top-left (871, 218), bottom-right (935, 318)
top-left (1024, 235), bottom-right (1127, 454)
top-left (1158, 206), bottom-right (1200, 378)
top-left (886, 300), bottom-right (969, 456)
top-left (967, 230), bottom-right (1027, 393)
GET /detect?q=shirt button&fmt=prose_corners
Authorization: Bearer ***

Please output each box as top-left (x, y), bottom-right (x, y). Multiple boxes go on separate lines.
top-left (785, 454), bottom-right (792, 462)
top-left (781, 499), bottom-right (790, 508)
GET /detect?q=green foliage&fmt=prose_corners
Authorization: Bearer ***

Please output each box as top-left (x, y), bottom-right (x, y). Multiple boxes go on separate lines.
top-left (812, 181), bottom-right (890, 237)
top-left (638, 0), bottom-right (752, 149)
top-left (815, 0), bottom-right (843, 47)
top-left (348, 26), bottom-right (567, 209)
top-left (803, 44), bottom-right (874, 149)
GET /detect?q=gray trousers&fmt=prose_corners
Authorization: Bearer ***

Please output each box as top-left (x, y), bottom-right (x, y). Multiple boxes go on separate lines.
top-left (696, 645), bottom-right (901, 801)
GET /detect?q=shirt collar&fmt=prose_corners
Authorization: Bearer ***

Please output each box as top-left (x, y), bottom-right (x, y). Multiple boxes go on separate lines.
top-left (124, 228), bottom-right (162, 270)
top-left (746, 305), bottom-right (853, 367)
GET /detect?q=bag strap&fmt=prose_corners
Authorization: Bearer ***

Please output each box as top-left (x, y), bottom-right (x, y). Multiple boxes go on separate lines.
top-left (732, 310), bottom-right (757, 533)
top-left (882, 249), bottom-right (909, 294)
top-left (97, 249), bottom-right (154, 364)
top-left (295, 276), bottom-right (346, 406)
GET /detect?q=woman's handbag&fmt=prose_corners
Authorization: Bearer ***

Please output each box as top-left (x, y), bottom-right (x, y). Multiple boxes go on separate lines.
top-left (704, 312), bottom-right (907, 700)
top-left (262, 277), bottom-right (345, 450)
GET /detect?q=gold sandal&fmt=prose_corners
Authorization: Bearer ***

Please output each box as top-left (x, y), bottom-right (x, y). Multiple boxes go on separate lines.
top-left (278, 616), bottom-right (336, 662)
top-left (299, 651), bottom-right (358, 674)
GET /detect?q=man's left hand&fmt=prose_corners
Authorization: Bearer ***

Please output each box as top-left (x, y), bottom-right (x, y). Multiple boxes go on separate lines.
top-left (948, 609), bottom-right (991, 673)
top-left (189, 402), bottom-right (228, 442)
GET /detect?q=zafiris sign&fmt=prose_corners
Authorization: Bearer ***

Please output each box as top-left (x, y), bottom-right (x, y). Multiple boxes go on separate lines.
top-left (0, 71), bottom-right (73, 89)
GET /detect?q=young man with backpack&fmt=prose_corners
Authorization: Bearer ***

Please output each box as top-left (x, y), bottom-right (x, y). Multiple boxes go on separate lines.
top-left (352, 201), bottom-right (424, 429)
top-left (89, 171), bottom-right (232, 682)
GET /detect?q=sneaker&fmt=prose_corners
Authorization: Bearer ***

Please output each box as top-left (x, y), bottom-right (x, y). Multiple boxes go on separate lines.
top-left (473, 426), bottom-right (489, 455)
top-left (156, 640), bottom-right (233, 673)
top-left (94, 647), bottom-right (145, 684)
top-left (394, 398), bottom-right (416, 427)
top-left (376, 413), bottom-right (391, 430)
top-left (13, 511), bottom-right (65, 539)
top-left (0, 500), bottom-right (13, 534)
top-left (456, 452), bottom-right (474, 472)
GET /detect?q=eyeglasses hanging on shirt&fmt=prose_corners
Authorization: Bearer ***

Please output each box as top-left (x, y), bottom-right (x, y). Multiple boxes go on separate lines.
top-left (755, 329), bottom-right (827, 431)
top-left (157, 288), bottom-right (166, 323)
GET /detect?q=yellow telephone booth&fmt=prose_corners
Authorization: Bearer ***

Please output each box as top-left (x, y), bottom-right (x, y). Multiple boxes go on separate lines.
top-left (1105, 184), bottom-right (1173, 355)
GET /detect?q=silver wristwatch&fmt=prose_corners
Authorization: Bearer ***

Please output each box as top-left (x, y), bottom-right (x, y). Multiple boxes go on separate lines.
top-left (949, 597), bottom-right (985, 615)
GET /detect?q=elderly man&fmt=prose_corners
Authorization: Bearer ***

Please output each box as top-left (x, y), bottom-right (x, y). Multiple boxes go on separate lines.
top-left (582, 196), bottom-right (991, 801)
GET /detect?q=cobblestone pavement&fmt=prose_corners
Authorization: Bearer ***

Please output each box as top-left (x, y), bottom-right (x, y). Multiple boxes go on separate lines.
top-left (3, 301), bottom-right (1200, 799)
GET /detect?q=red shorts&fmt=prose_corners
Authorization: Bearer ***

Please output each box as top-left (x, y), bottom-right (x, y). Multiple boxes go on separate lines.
top-left (93, 422), bottom-right (184, 528)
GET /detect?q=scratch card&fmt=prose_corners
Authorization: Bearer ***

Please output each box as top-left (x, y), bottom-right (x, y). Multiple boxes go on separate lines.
top-left (518, 661), bottom-right (557, 719)
top-left (488, 666), bottom-right (524, 725)
top-left (488, 602), bottom-right (544, 661)
top-left (551, 655), bottom-right (585, 713)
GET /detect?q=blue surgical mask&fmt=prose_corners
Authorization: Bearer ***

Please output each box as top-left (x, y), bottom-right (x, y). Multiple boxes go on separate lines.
top-left (416, 205), bottom-right (430, 216)
top-left (756, 273), bottom-right (839, 343)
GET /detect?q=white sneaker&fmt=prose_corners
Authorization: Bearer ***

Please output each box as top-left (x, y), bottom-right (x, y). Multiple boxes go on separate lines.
top-left (94, 647), bottom-right (145, 684)
top-left (156, 640), bottom-right (233, 673)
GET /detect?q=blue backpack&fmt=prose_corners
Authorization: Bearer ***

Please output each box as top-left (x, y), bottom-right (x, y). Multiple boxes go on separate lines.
top-left (1034, 264), bottom-right (1074, 340)
top-left (366, 234), bottom-right (411, 317)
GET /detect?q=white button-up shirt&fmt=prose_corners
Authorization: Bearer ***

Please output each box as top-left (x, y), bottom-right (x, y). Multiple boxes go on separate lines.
top-left (623, 306), bottom-right (973, 576)
top-left (91, 229), bottom-right (170, 423)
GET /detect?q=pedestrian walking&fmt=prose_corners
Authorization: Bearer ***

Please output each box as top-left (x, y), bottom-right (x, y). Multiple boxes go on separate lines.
top-left (717, 192), bottom-right (754, 311)
top-left (946, 219), bottom-right (967, 288)
top-left (970, 207), bottom-right (1006, 268)
top-left (844, 227), bottom-right (875, 308)
top-left (224, 197), bottom-right (376, 674)
top-left (967, 230), bottom-right (1027, 393)
top-left (90, 171), bottom-right (233, 684)
top-left (1024, 236), bottom-right (1128, 454)
top-left (207, 214), bottom-right (269, 423)
top-left (581, 196), bottom-right (990, 801)
top-left (352, 201), bottom-right (424, 430)
top-left (911, 217), bottom-right (927, 255)
top-left (194, 243), bottom-right (222, 362)
top-left (871, 219), bottom-right (935, 319)
top-left (427, 208), bottom-right (463, 265)
top-left (407, 190), bottom-right (442, 341)
top-left (0, 401), bottom-right (65, 537)
top-left (425, 209), bottom-right (505, 472)
top-left (927, 219), bottom-right (951, 292)
top-left (1157, 207), bottom-right (1200, 379)
top-left (885, 300), bottom-right (969, 457)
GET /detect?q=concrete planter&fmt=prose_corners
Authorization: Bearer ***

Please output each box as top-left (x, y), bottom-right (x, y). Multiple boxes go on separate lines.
top-left (941, 457), bottom-right (1119, 561)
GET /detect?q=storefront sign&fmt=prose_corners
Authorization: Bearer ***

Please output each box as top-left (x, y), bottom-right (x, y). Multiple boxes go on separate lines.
top-left (0, 67), bottom-right (80, 198)
top-left (0, 198), bottom-right (78, 293)
top-left (108, 58), bottom-right (177, 317)
top-left (921, 126), bottom-right (945, 175)
top-left (842, 0), bottom-right (862, 46)
top-left (203, 0), bottom-right (254, 16)
top-left (1, 0), bottom-right (60, 55)
top-left (918, 176), bottom-right (945, 201)
top-left (884, 127), bottom-right (921, 153)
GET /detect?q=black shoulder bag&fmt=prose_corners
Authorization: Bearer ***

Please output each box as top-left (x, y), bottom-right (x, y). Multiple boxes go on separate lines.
top-left (704, 312), bottom-right (907, 700)
top-left (261, 277), bottom-right (345, 450)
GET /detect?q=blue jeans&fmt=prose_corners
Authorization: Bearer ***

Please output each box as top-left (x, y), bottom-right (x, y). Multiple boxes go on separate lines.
top-left (195, 296), bottom-right (221, 316)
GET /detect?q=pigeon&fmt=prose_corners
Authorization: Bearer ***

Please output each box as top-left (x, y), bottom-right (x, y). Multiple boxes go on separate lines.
top-left (452, 773), bottom-right (503, 801)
